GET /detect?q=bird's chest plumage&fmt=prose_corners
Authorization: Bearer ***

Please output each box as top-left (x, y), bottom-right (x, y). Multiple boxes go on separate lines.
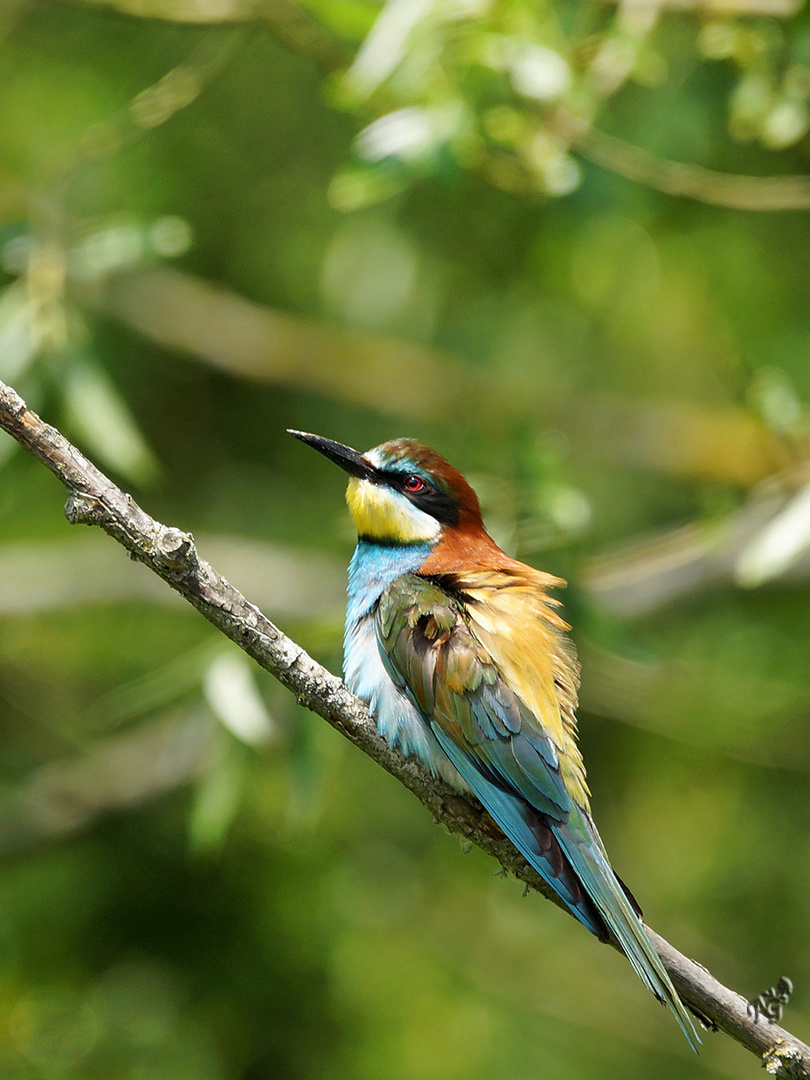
top-left (343, 540), bottom-right (467, 789)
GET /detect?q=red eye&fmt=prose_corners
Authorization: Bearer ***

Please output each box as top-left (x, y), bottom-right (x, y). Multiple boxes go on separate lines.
top-left (405, 475), bottom-right (424, 492)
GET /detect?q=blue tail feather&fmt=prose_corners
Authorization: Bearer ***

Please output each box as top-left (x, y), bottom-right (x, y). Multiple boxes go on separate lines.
top-left (430, 725), bottom-right (700, 1051)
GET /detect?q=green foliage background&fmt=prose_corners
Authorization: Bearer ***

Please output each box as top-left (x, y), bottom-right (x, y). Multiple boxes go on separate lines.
top-left (0, 2), bottom-right (809, 1077)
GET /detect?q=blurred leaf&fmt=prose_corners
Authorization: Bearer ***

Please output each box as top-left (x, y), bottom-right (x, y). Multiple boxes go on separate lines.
top-left (62, 355), bottom-right (160, 486)
top-left (202, 651), bottom-right (275, 747)
top-left (0, 282), bottom-right (37, 383)
top-left (328, 162), bottom-right (410, 210)
top-left (92, 644), bottom-right (218, 729)
top-left (342, 0), bottom-right (435, 101)
top-left (188, 732), bottom-right (246, 855)
top-left (735, 483), bottom-right (810, 586)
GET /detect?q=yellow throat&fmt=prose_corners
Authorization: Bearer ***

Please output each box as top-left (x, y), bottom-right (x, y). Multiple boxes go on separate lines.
top-left (346, 476), bottom-right (441, 544)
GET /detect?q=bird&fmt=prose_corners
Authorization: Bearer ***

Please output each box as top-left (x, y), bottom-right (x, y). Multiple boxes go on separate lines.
top-left (289, 429), bottom-right (699, 1050)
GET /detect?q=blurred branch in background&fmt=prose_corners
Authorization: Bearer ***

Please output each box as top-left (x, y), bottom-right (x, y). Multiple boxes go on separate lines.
top-left (581, 644), bottom-right (810, 771)
top-left (88, 265), bottom-right (807, 474)
top-left (0, 711), bottom-right (215, 854)
top-left (49, 28), bottom-right (247, 195)
top-left (55, 0), bottom-right (351, 70)
top-left (582, 475), bottom-right (810, 617)
top-left (89, 266), bottom-right (498, 422)
top-left (59, 0), bottom-right (806, 22)
top-left (2, 379), bottom-right (810, 1076)
top-left (0, 534), bottom-right (344, 617)
top-left (577, 126), bottom-right (810, 212)
top-left (570, 395), bottom-right (796, 489)
top-left (37, 0), bottom-right (356, 113)
top-left (593, 0), bottom-right (801, 11)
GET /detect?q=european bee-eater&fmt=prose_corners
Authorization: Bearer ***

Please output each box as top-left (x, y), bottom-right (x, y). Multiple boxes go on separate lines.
top-left (290, 430), bottom-right (698, 1049)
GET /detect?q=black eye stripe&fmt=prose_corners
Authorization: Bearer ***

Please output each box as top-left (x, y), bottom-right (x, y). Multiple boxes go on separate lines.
top-left (383, 470), bottom-right (432, 495)
top-left (379, 469), bottom-right (459, 526)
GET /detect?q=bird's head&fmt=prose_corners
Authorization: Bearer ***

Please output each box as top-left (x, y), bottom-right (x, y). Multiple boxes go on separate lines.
top-left (288, 431), bottom-right (484, 546)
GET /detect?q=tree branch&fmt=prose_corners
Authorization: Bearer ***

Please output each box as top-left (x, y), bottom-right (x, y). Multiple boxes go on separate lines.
top-left (577, 126), bottom-right (810, 212)
top-left (56, 0), bottom-right (804, 22)
top-left (0, 376), bottom-right (808, 1075)
top-left (90, 266), bottom-right (492, 423)
top-left (588, 0), bottom-right (800, 13)
top-left (46, 0), bottom-right (351, 71)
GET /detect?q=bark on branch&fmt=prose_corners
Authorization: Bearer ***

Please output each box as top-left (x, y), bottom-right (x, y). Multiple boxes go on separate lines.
top-left (0, 376), bottom-right (808, 1075)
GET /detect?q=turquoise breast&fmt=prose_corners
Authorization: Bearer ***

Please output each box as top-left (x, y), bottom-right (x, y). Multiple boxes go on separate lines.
top-left (343, 540), bottom-right (468, 789)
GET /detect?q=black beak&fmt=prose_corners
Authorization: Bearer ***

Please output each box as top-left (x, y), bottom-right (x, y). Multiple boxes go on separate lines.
top-left (288, 430), bottom-right (380, 482)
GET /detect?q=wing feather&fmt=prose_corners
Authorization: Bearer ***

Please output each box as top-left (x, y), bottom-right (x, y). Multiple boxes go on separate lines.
top-left (375, 571), bottom-right (700, 1050)
top-left (376, 572), bottom-right (597, 926)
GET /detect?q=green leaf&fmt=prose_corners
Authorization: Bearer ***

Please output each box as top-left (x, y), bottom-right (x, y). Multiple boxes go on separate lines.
top-left (188, 732), bottom-right (246, 855)
top-left (61, 356), bottom-right (160, 487)
top-left (202, 651), bottom-right (275, 747)
top-left (0, 282), bottom-right (38, 383)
